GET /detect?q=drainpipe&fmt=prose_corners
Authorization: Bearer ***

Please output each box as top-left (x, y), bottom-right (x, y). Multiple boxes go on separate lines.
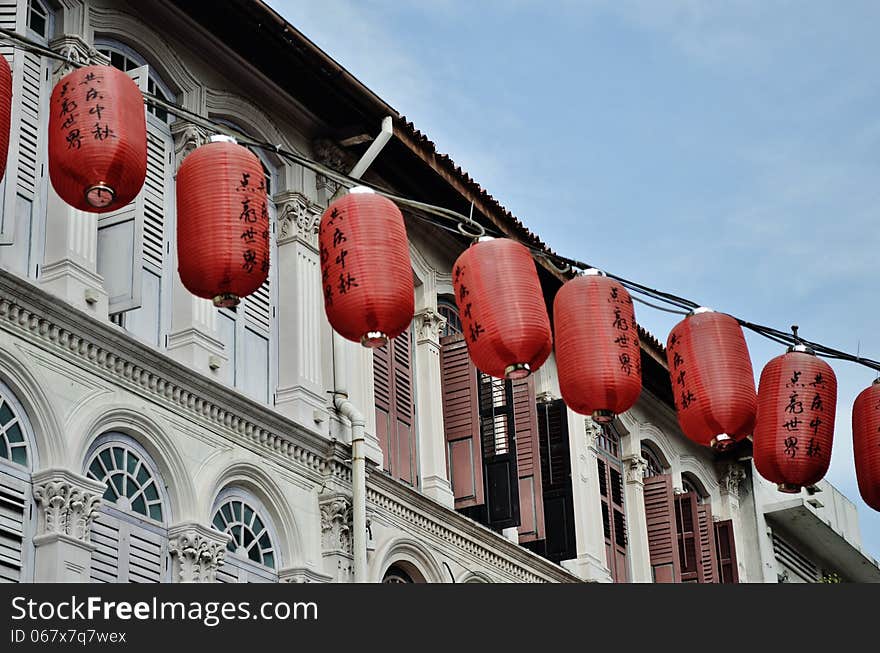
top-left (329, 117), bottom-right (394, 583)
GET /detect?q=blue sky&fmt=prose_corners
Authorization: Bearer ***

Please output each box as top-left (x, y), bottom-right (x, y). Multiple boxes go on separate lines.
top-left (268, 0), bottom-right (880, 560)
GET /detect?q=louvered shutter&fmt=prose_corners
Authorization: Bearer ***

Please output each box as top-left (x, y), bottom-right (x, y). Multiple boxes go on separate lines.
top-left (696, 503), bottom-right (720, 583)
top-left (512, 376), bottom-right (544, 542)
top-left (440, 333), bottom-right (483, 508)
top-left (0, 469), bottom-right (29, 583)
top-left (373, 328), bottom-right (417, 485)
top-left (674, 492), bottom-right (702, 583)
top-left (643, 473), bottom-right (681, 583)
top-left (90, 511), bottom-right (166, 583)
top-left (479, 373), bottom-right (519, 530)
top-left (96, 66), bottom-right (148, 314)
top-left (714, 519), bottom-right (739, 583)
top-left (536, 399), bottom-right (575, 562)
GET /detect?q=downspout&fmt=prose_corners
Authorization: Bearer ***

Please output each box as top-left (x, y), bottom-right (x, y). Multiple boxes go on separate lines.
top-left (330, 117), bottom-right (394, 583)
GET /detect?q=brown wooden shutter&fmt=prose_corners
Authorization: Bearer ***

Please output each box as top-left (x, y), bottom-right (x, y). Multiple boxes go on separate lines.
top-left (536, 399), bottom-right (576, 562)
top-left (674, 492), bottom-right (702, 583)
top-left (714, 519), bottom-right (740, 583)
top-left (373, 328), bottom-right (417, 485)
top-left (479, 373), bottom-right (520, 530)
top-left (597, 455), bottom-right (629, 582)
top-left (643, 474), bottom-right (682, 583)
top-left (697, 503), bottom-right (720, 583)
top-left (512, 376), bottom-right (544, 543)
top-left (440, 333), bottom-right (484, 508)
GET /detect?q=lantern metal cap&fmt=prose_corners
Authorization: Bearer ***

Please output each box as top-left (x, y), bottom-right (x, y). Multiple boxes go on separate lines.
top-left (476, 235), bottom-right (495, 243)
top-left (777, 483), bottom-right (802, 494)
top-left (85, 183), bottom-right (115, 209)
top-left (710, 434), bottom-right (734, 452)
top-left (210, 134), bottom-right (237, 144)
top-left (689, 306), bottom-right (715, 316)
top-left (591, 409), bottom-right (615, 424)
top-left (504, 363), bottom-right (531, 380)
top-left (582, 268), bottom-right (605, 277)
top-left (786, 325), bottom-right (815, 355)
top-left (213, 293), bottom-right (240, 308)
top-left (349, 185), bottom-right (374, 194)
top-left (873, 378), bottom-right (880, 386)
top-left (361, 331), bottom-right (388, 348)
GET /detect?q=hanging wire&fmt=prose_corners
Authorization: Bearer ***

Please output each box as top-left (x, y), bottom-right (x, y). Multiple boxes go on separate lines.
top-left (3, 30), bottom-right (879, 374)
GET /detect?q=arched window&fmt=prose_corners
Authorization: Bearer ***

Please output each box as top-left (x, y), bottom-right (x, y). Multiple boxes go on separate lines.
top-left (437, 297), bottom-right (461, 338)
top-left (641, 443), bottom-right (665, 479)
top-left (211, 489), bottom-right (279, 583)
top-left (26, 0), bottom-right (52, 41)
top-left (595, 421), bottom-right (627, 582)
top-left (85, 435), bottom-right (169, 583)
top-left (208, 119), bottom-right (278, 405)
top-left (0, 381), bottom-right (36, 583)
top-left (382, 565), bottom-right (415, 583)
top-left (681, 474), bottom-right (706, 504)
top-left (93, 39), bottom-right (175, 349)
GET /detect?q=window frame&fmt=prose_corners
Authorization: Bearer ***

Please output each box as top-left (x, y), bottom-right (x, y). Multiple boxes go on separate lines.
top-left (211, 487), bottom-right (280, 582)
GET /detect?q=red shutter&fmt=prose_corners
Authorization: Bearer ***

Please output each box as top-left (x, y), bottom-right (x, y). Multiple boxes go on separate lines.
top-left (714, 519), bottom-right (740, 583)
top-left (512, 376), bottom-right (544, 543)
top-left (643, 474), bottom-right (682, 583)
top-left (674, 492), bottom-right (703, 583)
top-left (440, 333), bottom-right (484, 508)
top-left (373, 328), bottom-right (417, 485)
top-left (598, 456), bottom-right (629, 582)
top-left (696, 503), bottom-right (720, 583)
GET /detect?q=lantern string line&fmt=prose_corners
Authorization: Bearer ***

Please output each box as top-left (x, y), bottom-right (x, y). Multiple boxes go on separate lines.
top-left (3, 32), bottom-right (880, 374)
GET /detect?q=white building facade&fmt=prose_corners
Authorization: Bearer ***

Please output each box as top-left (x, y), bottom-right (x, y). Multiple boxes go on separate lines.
top-left (0, 0), bottom-right (876, 584)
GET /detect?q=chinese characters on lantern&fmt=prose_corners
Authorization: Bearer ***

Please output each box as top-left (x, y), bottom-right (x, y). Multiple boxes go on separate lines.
top-left (667, 331), bottom-right (696, 411)
top-left (236, 171), bottom-right (269, 276)
top-left (454, 263), bottom-right (485, 344)
top-left (608, 285), bottom-right (639, 377)
top-left (59, 70), bottom-right (116, 153)
top-left (781, 370), bottom-right (827, 459)
top-left (319, 206), bottom-right (358, 307)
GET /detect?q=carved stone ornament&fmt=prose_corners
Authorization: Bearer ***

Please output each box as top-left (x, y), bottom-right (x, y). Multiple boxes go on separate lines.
top-left (415, 309), bottom-right (446, 344)
top-left (312, 139), bottom-right (352, 197)
top-left (584, 417), bottom-right (602, 451)
top-left (32, 470), bottom-right (103, 543)
top-left (719, 463), bottom-right (747, 498)
top-left (168, 524), bottom-right (230, 583)
top-left (623, 454), bottom-right (648, 484)
top-left (172, 121), bottom-right (211, 167)
top-left (320, 494), bottom-right (352, 554)
top-left (50, 36), bottom-right (107, 77)
top-left (276, 191), bottom-right (322, 246)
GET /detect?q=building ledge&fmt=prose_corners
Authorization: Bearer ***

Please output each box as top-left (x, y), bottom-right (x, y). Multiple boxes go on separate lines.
top-left (764, 499), bottom-right (880, 582)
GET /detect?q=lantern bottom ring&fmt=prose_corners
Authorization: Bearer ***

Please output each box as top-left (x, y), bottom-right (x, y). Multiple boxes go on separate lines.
top-left (361, 331), bottom-right (389, 348)
top-left (504, 363), bottom-right (531, 380)
top-left (591, 409), bottom-right (615, 425)
top-left (85, 183), bottom-right (115, 209)
top-left (777, 483), bottom-right (802, 494)
top-left (711, 434), bottom-right (734, 452)
top-left (213, 293), bottom-right (240, 308)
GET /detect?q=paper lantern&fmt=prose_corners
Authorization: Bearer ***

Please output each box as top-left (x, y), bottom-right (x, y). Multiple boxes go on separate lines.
top-left (554, 270), bottom-right (641, 422)
top-left (452, 237), bottom-right (552, 379)
top-left (754, 344), bottom-right (836, 493)
top-left (177, 136), bottom-right (269, 307)
top-left (318, 186), bottom-right (414, 347)
top-left (0, 55), bottom-right (11, 183)
top-left (666, 308), bottom-right (756, 450)
top-left (48, 65), bottom-right (146, 212)
top-left (852, 380), bottom-right (880, 511)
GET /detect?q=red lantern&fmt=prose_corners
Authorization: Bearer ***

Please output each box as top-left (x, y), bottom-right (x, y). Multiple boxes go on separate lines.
top-left (753, 343), bottom-right (836, 493)
top-left (554, 270), bottom-right (641, 422)
top-left (852, 380), bottom-right (880, 511)
top-left (666, 308), bottom-right (756, 450)
top-left (0, 55), bottom-right (11, 183)
top-left (48, 65), bottom-right (147, 213)
top-left (452, 237), bottom-right (552, 379)
top-left (318, 187), bottom-right (414, 347)
top-left (177, 136), bottom-right (269, 307)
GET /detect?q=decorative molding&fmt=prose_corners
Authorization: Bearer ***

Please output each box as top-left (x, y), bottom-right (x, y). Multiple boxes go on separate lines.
top-left (168, 523), bottom-right (230, 583)
top-left (275, 191), bottom-right (323, 247)
top-left (279, 567), bottom-right (335, 584)
top-left (719, 463), bottom-right (747, 499)
top-left (584, 417), bottom-right (602, 452)
top-left (31, 469), bottom-right (104, 543)
top-left (319, 494), bottom-right (352, 555)
top-left (414, 309), bottom-right (445, 345)
top-left (171, 121), bottom-right (210, 167)
top-left (49, 35), bottom-right (107, 77)
top-left (623, 454), bottom-right (648, 485)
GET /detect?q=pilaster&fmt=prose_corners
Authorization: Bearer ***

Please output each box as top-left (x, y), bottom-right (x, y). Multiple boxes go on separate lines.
top-left (31, 468), bottom-right (104, 583)
top-left (168, 522), bottom-right (230, 583)
top-left (562, 415), bottom-right (613, 582)
top-left (319, 493), bottom-right (354, 583)
top-left (414, 308), bottom-right (454, 507)
top-left (622, 453), bottom-right (652, 582)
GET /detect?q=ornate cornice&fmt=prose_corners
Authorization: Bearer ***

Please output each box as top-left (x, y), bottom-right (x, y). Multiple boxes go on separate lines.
top-left (319, 493), bottom-right (352, 555)
top-left (275, 191), bottom-right (323, 247)
top-left (32, 469), bottom-right (104, 543)
top-left (168, 523), bottom-right (230, 583)
top-left (0, 270), bottom-right (347, 486)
